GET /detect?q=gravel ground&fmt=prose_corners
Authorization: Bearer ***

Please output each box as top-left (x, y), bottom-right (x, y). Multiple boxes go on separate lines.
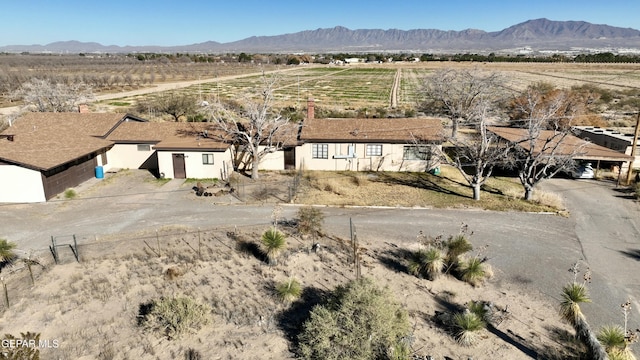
top-left (1, 170), bottom-right (639, 351)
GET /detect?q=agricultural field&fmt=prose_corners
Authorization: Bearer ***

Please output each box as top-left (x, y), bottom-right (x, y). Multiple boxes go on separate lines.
top-left (94, 61), bottom-right (640, 125)
top-left (2, 53), bottom-right (640, 125)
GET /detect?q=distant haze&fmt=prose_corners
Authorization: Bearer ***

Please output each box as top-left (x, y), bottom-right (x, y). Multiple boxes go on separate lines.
top-left (2, 19), bottom-right (640, 54)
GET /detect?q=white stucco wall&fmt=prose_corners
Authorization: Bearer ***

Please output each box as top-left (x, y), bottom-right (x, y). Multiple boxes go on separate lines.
top-left (298, 143), bottom-right (439, 172)
top-left (0, 165), bottom-right (46, 203)
top-left (157, 148), bottom-right (233, 180)
top-left (106, 143), bottom-right (156, 171)
top-left (256, 148), bottom-right (285, 170)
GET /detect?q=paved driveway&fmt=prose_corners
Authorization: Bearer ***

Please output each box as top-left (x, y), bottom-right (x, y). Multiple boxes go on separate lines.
top-left (1, 171), bottom-right (639, 337)
top-left (540, 178), bottom-right (640, 329)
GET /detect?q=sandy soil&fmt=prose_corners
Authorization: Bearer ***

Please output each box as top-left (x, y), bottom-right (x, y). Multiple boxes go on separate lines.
top-left (0, 222), bottom-right (581, 359)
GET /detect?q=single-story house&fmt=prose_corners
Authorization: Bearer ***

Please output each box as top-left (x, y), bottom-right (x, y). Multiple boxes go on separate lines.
top-left (297, 99), bottom-right (444, 172)
top-left (0, 112), bottom-right (145, 203)
top-left (105, 122), bottom-right (233, 180)
top-left (0, 104), bottom-right (442, 203)
top-left (487, 126), bottom-right (634, 172)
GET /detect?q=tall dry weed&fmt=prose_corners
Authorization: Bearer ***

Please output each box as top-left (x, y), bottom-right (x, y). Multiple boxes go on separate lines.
top-left (532, 190), bottom-right (565, 209)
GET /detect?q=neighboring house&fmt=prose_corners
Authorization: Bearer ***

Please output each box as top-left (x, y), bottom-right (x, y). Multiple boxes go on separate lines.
top-left (573, 126), bottom-right (640, 171)
top-left (0, 112), bottom-right (145, 203)
top-left (487, 126), bottom-right (634, 172)
top-left (105, 122), bottom-right (233, 180)
top-left (299, 100), bottom-right (444, 171)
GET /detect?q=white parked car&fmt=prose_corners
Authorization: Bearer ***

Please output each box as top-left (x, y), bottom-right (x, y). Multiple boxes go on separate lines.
top-left (571, 163), bottom-right (595, 179)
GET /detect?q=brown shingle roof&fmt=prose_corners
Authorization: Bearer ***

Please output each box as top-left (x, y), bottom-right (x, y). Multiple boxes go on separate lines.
top-left (107, 122), bottom-right (229, 151)
top-left (0, 112), bottom-right (130, 170)
top-left (300, 117), bottom-right (444, 143)
top-left (487, 126), bottom-right (633, 162)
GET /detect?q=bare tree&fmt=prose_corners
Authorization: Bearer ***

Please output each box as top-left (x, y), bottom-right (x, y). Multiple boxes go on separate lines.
top-left (150, 93), bottom-right (199, 122)
top-left (10, 78), bottom-right (94, 112)
top-left (505, 85), bottom-right (587, 200)
top-left (446, 103), bottom-right (511, 201)
top-left (204, 74), bottom-right (296, 180)
top-left (420, 68), bottom-right (504, 138)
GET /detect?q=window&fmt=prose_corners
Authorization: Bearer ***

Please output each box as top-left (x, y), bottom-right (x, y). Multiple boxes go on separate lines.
top-left (366, 144), bottom-right (382, 156)
top-left (137, 144), bottom-right (151, 151)
top-left (202, 153), bottom-right (214, 165)
top-left (403, 146), bottom-right (431, 160)
top-left (312, 144), bottom-right (328, 159)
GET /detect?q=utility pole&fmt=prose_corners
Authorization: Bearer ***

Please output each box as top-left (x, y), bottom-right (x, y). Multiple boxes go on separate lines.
top-left (625, 110), bottom-right (640, 185)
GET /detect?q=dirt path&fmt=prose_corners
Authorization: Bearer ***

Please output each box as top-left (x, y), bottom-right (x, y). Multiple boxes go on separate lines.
top-left (390, 68), bottom-right (400, 108)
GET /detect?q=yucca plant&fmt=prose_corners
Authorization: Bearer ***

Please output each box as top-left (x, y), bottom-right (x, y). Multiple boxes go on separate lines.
top-left (453, 311), bottom-right (486, 346)
top-left (597, 325), bottom-right (626, 354)
top-left (444, 234), bottom-right (473, 273)
top-left (460, 257), bottom-right (493, 287)
top-left (275, 278), bottom-right (302, 304)
top-left (559, 282), bottom-right (591, 325)
top-left (261, 228), bottom-right (286, 265)
top-left (0, 239), bottom-right (17, 271)
top-left (408, 247), bottom-right (444, 280)
top-left (468, 300), bottom-right (489, 322)
top-left (559, 282), bottom-right (609, 359)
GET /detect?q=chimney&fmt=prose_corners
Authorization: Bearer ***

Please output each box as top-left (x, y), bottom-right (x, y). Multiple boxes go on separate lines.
top-left (307, 97), bottom-right (315, 121)
top-left (78, 104), bottom-right (90, 113)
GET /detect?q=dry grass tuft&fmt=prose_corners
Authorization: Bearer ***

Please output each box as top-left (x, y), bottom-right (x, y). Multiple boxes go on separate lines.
top-left (164, 266), bottom-right (183, 281)
top-left (532, 190), bottom-right (565, 210)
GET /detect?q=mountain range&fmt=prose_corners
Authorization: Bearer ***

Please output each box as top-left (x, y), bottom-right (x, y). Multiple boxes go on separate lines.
top-left (2, 18), bottom-right (640, 54)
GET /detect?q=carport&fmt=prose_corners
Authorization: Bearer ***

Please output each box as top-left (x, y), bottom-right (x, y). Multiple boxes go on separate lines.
top-left (487, 126), bottom-right (634, 178)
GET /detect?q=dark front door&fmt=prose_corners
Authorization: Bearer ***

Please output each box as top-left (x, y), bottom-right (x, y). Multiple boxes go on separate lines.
top-left (172, 153), bottom-right (186, 179)
top-left (284, 147), bottom-right (296, 170)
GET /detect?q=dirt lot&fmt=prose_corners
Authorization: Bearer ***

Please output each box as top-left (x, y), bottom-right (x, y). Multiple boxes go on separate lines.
top-left (1, 217), bottom-right (580, 360)
top-left (3, 169), bottom-right (636, 359)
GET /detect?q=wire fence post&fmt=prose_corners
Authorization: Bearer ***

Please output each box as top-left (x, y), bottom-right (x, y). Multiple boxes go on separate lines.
top-left (350, 218), bottom-right (362, 279)
top-left (49, 236), bottom-right (58, 264)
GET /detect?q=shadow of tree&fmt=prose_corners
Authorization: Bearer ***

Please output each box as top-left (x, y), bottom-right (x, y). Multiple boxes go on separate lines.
top-left (276, 287), bottom-right (330, 343)
top-left (371, 172), bottom-right (470, 199)
top-left (486, 324), bottom-right (539, 358)
top-left (377, 246), bottom-right (412, 275)
top-left (620, 248), bottom-right (640, 261)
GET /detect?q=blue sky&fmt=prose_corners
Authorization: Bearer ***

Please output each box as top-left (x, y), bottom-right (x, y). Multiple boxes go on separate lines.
top-left (1, 0), bottom-right (638, 46)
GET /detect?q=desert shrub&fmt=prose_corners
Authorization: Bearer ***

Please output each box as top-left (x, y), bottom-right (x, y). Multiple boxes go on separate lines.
top-left (2, 332), bottom-right (40, 360)
top-left (139, 296), bottom-right (211, 339)
top-left (297, 277), bottom-right (410, 360)
top-left (350, 173), bottom-right (369, 186)
top-left (275, 278), bottom-right (302, 304)
top-left (64, 188), bottom-right (77, 199)
top-left (296, 206), bottom-right (325, 237)
top-left (408, 247), bottom-right (444, 280)
top-left (184, 348), bottom-right (202, 360)
top-left (453, 311), bottom-right (486, 346)
top-left (460, 257), bottom-right (493, 287)
top-left (164, 266), bottom-right (183, 280)
top-left (261, 228), bottom-right (286, 265)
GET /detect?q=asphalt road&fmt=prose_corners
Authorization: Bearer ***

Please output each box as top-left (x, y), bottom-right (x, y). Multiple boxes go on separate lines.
top-left (1, 172), bottom-right (639, 338)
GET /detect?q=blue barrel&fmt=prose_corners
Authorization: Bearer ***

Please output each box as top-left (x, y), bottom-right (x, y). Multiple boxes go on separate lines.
top-left (95, 166), bottom-right (104, 179)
